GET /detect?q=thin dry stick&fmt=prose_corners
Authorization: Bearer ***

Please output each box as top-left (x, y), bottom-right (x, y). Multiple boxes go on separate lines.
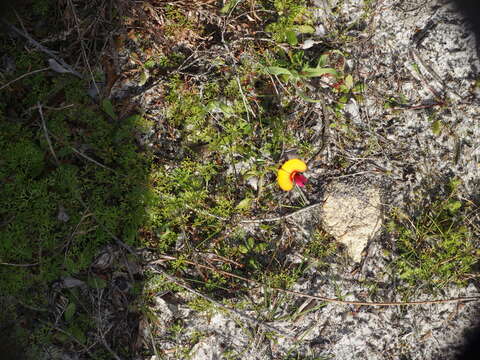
top-left (2, 20), bottom-right (82, 78)
top-left (44, 128), bottom-right (115, 172)
top-left (0, 261), bottom-right (38, 267)
top-left (156, 269), bottom-right (293, 338)
top-left (146, 322), bottom-right (160, 360)
top-left (0, 67), bottom-right (49, 91)
top-left (66, 0), bottom-right (100, 95)
top-left (24, 103), bottom-right (75, 114)
top-left (151, 256), bottom-right (480, 307)
top-left (184, 204), bottom-right (229, 221)
top-left (186, 202), bottom-right (322, 224)
top-left (69, 147), bottom-right (115, 172)
top-left (236, 75), bottom-right (255, 120)
top-left (326, 171), bottom-right (378, 180)
top-left (38, 102), bottom-right (59, 166)
top-left (38, 319), bottom-right (96, 358)
top-left (98, 325), bottom-right (121, 360)
top-left (239, 202), bottom-right (322, 223)
top-left (75, 196), bottom-right (138, 258)
top-left (307, 99), bottom-right (329, 168)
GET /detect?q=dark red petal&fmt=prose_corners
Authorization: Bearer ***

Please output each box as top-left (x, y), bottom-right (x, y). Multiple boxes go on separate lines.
top-left (293, 173), bottom-right (308, 187)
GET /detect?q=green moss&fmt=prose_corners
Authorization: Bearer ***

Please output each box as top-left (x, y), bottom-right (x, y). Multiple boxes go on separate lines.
top-left (0, 38), bottom-right (151, 321)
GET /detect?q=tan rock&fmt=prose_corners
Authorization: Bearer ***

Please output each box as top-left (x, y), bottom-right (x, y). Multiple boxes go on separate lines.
top-left (320, 182), bottom-right (383, 262)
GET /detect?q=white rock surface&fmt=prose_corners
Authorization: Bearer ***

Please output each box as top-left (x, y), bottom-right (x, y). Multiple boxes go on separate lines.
top-left (320, 182), bottom-right (382, 262)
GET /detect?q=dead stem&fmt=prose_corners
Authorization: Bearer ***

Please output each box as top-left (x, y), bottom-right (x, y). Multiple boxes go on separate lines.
top-left (0, 67), bottom-right (49, 91)
top-left (1, 20), bottom-right (82, 78)
top-left (150, 256), bottom-right (480, 307)
top-left (38, 102), bottom-right (60, 166)
top-left (153, 268), bottom-right (294, 338)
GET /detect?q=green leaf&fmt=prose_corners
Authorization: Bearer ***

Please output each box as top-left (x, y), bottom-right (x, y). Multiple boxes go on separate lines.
top-left (239, 245), bottom-right (248, 254)
top-left (221, 0), bottom-right (238, 14)
top-left (344, 74), bottom-right (354, 89)
top-left (265, 66), bottom-right (292, 76)
top-left (294, 25), bottom-right (315, 34)
top-left (286, 30), bottom-right (298, 46)
top-left (353, 83), bottom-right (365, 93)
top-left (301, 67), bottom-right (338, 78)
top-left (144, 59), bottom-right (155, 69)
top-left (247, 237), bottom-right (255, 249)
top-left (87, 276), bottom-right (107, 289)
top-left (206, 101), bottom-right (235, 117)
top-left (297, 89), bottom-right (323, 103)
top-left (449, 178), bottom-right (462, 191)
top-left (64, 302), bottom-right (76, 322)
top-left (138, 70), bottom-right (149, 86)
top-left (254, 243), bottom-right (268, 252)
top-left (431, 120), bottom-right (442, 135)
top-left (219, 103), bottom-right (235, 117)
top-left (206, 100), bottom-right (221, 111)
top-left (101, 99), bottom-right (117, 120)
top-left (70, 324), bottom-right (86, 344)
top-left (248, 257), bottom-right (259, 269)
top-left (317, 54), bottom-right (329, 67)
top-left (446, 200), bottom-right (462, 213)
top-left (236, 197), bottom-right (252, 210)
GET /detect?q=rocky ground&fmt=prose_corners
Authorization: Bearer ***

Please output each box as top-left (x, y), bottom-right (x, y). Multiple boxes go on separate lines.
top-left (3, 0), bottom-right (478, 359)
top-left (130, 1), bottom-right (480, 359)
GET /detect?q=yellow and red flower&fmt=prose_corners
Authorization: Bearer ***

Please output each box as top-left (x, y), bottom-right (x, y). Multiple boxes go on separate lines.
top-left (277, 158), bottom-right (308, 191)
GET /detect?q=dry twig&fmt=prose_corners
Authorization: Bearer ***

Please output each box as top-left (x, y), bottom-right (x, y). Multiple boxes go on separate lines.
top-left (153, 268), bottom-right (293, 338)
top-left (1, 20), bottom-right (82, 78)
top-left (186, 202), bottom-right (322, 224)
top-left (38, 102), bottom-right (60, 166)
top-left (151, 256), bottom-right (480, 307)
top-left (0, 261), bottom-right (39, 267)
top-left (0, 67), bottom-right (49, 91)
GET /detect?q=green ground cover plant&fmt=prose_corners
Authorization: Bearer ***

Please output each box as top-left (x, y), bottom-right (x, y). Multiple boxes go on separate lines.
top-left (389, 179), bottom-right (478, 290)
top-left (2, 0), bottom-right (480, 358)
top-left (0, 3), bottom-right (151, 354)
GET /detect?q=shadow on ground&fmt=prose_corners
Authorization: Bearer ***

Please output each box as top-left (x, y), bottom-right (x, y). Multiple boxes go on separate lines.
top-left (0, 1), bottom-right (150, 358)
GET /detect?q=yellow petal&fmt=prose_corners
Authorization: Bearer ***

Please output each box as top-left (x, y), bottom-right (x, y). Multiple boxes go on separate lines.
top-left (281, 158), bottom-right (307, 174)
top-left (277, 159), bottom-right (307, 191)
top-left (278, 168), bottom-right (294, 191)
